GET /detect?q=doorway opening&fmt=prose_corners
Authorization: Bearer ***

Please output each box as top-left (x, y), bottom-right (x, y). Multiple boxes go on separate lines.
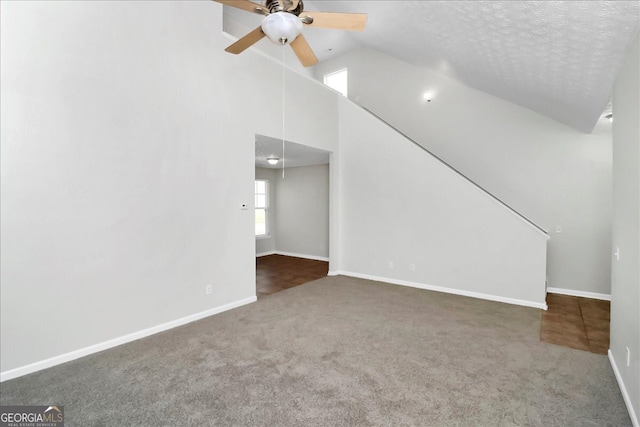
top-left (254, 134), bottom-right (331, 298)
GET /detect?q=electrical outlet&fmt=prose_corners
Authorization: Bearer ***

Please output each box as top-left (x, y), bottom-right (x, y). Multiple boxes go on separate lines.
top-left (627, 347), bottom-right (631, 367)
top-left (205, 285), bottom-right (212, 295)
top-left (409, 263), bottom-right (416, 271)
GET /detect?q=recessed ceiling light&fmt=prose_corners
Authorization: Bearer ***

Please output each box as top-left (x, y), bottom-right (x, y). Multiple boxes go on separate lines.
top-left (422, 90), bottom-right (435, 102)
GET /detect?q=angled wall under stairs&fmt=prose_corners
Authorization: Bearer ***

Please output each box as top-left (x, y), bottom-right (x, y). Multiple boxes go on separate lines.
top-left (315, 48), bottom-right (613, 299)
top-left (333, 97), bottom-right (550, 309)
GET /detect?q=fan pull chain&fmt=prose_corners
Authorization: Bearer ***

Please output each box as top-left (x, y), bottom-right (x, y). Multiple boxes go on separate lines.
top-left (281, 48), bottom-right (286, 179)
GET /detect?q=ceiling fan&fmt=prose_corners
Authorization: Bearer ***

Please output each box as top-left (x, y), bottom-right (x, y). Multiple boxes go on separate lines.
top-left (214, 0), bottom-right (367, 67)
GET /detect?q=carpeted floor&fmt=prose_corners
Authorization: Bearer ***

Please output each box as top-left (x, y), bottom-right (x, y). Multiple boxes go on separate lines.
top-left (0, 276), bottom-right (631, 426)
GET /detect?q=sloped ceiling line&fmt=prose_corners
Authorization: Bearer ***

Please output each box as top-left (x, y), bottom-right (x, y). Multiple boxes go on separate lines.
top-left (224, 0), bottom-right (640, 133)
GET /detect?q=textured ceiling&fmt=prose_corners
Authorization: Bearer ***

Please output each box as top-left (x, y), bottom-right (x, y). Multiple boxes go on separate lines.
top-left (224, 1), bottom-right (639, 134)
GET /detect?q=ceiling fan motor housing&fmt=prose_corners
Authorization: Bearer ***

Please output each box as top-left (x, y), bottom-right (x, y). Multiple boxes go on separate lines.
top-left (265, 0), bottom-right (304, 15)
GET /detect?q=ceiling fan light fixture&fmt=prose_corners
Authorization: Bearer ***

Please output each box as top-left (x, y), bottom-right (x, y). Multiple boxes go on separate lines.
top-left (267, 157), bottom-right (280, 165)
top-left (261, 12), bottom-right (303, 46)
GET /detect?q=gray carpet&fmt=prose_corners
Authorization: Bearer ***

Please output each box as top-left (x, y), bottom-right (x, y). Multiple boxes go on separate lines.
top-left (0, 276), bottom-right (631, 426)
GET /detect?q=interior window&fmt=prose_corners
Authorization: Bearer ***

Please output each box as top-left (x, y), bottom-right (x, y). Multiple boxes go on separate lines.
top-left (324, 68), bottom-right (348, 97)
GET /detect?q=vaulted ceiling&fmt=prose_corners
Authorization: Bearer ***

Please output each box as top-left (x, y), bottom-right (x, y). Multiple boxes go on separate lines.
top-left (223, 1), bottom-right (639, 134)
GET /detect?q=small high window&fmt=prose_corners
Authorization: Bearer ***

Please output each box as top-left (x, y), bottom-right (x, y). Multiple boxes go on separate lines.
top-left (324, 68), bottom-right (348, 97)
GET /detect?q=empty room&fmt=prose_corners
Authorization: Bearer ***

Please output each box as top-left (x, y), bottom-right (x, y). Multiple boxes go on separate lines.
top-left (1, 1), bottom-right (638, 425)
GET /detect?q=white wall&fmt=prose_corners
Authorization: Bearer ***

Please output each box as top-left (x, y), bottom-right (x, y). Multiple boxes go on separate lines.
top-left (336, 98), bottom-right (549, 308)
top-left (0, 1), bottom-right (339, 376)
top-left (255, 164), bottom-right (330, 260)
top-left (255, 167), bottom-right (278, 255)
top-left (610, 34), bottom-right (640, 426)
top-left (275, 164), bottom-right (330, 259)
top-left (315, 48), bottom-right (613, 297)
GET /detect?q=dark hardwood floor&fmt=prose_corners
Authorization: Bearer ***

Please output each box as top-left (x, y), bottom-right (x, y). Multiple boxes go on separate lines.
top-left (256, 254), bottom-right (328, 298)
top-left (256, 255), bottom-right (611, 354)
top-left (540, 293), bottom-right (610, 354)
